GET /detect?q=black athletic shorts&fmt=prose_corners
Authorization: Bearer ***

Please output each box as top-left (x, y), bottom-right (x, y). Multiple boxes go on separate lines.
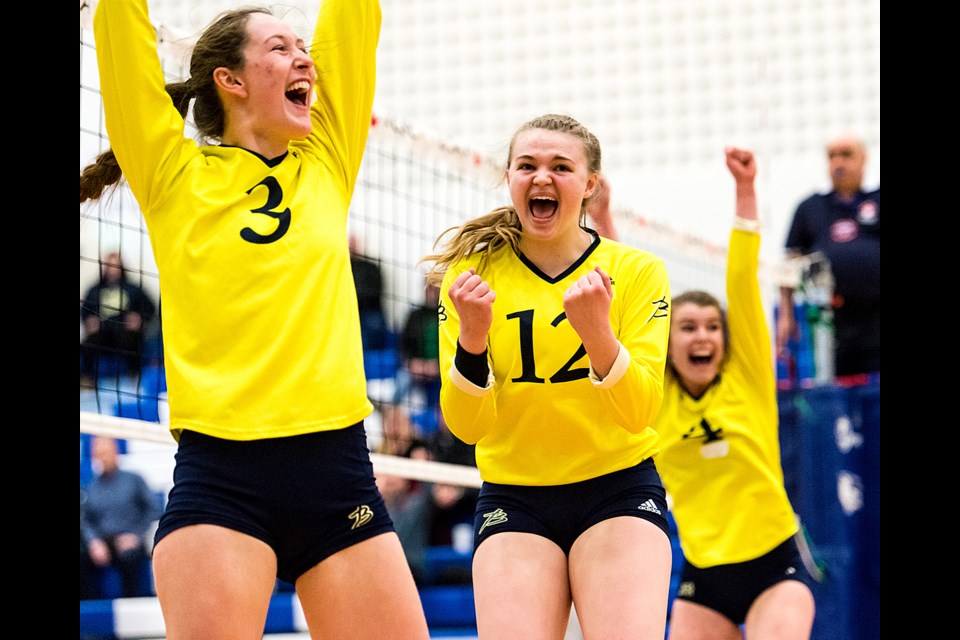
top-left (154, 423), bottom-right (394, 584)
top-left (473, 458), bottom-right (669, 556)
top-left (674, 535), bottom-right (813, 625)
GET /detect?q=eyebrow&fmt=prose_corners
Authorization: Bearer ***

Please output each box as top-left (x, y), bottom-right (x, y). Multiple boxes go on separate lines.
top-left (514, 154), bottom-right (576, 163)
top-left (264, 33), bottom-right (305, 47)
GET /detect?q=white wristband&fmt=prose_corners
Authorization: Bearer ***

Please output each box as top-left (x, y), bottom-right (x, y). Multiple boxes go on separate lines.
top-left (732, 217), bottom-right (761, 233)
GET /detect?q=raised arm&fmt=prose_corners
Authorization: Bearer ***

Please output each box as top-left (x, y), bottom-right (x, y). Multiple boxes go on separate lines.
top-left (94, 0), bottom-right (195, 210)
top-left (306, 0), bottom-right (381, 195)
top-left (724, 147), bottom-right (776, 391)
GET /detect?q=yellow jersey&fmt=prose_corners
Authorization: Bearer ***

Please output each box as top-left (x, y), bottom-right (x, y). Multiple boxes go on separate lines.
top-left (439, 233), bottom-right (671, 486)
top-left (94, 0), bottom-right (381, 440)
top-left (653, 228), bottom-right (798, 567)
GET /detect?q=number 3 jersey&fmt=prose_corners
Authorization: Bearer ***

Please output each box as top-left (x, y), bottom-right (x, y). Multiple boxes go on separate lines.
top-left (94, 0), bottom-right (381, 441)
top-left (439, 232), bottom-right (671, 486)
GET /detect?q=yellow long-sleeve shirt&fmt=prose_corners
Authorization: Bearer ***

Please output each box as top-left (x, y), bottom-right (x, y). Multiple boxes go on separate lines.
top-left (94, 0), bottom-right (381, 440)
top-left (653, 228), bottom-right (798, 567)
top-left (440, 234), bottom-right (671, 486)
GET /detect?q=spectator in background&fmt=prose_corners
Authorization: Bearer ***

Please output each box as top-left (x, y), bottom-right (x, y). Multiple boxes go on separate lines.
top-left (394, 278), bottom-right (442, 415)
top-left (424, 412), bottom-right (478, 585)
top-left (80, 486), bottom-right (100, 600)
top-left (778, 133), bottom-right (880, 380)
top-left (350, 232), bottom-right (390, 351)
top-left (376, 403), bottom-right (421, 457)
top-left (80, 436), bottom-right (161, 599)
top-left (376, 438), bottom-right (433, 586)
top-left (378, 415), bottom-right (478, 586)
top-left (80, 251), bottom-right (157, 381)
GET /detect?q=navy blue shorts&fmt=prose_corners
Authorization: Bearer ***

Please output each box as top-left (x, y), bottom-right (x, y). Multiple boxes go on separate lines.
top-left (154, 423), bottom-right (395, 584)
top-left (473, 458), bottom-right (670, 556)
top-left (675, 535), bottom-right (814, 625)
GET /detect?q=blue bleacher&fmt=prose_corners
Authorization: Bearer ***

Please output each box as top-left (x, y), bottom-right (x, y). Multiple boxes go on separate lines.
top-left (92, 561), bottom-right (154, 601)
top-left (114, 365), bottom-right (166, 423)
top-left (364, 344), bottom-right (399, 382)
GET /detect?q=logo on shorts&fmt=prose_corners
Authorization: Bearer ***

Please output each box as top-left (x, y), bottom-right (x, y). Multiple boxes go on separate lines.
top-left (638, 499), bottom-right (662, 515)
top-left (349, 505), bottom-right (374, 529)
top-left (678, 581), bottom-right (695, 598)
top-left (478, 507), bottom-right (508, 535)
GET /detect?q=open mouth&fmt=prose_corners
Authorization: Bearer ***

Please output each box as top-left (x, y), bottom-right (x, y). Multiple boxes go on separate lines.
top-left (529, 196), bottom-right (558, 219)
top-left (689, 355), bottom-right (713, 365)
top-left (285, 80), bottom-right (312, 107)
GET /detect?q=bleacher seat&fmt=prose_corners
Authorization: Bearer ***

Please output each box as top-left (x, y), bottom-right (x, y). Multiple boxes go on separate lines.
top-left (113, 365), bottom-right (167, 423)
top-left (364, 346), bottom-right (399, 381)
top-left (94, 559), bottom-right (155, 601)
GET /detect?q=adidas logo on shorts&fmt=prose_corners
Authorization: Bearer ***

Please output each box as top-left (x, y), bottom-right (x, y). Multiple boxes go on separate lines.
top-left (638, 499), bottom-right (662, 515)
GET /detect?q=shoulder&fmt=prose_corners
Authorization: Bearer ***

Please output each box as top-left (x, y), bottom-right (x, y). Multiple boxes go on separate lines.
top-left (449, 251), bottom-right (487, 275)
top-left (598, 239), bottom-right (666, 271)
top-left (120, 469), bottom-right (148, 483)
top-left (797, 191), bottom-right (830, 210)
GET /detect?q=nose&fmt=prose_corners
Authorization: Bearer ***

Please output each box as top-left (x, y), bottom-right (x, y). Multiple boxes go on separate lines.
top-left (533, 168), bottom-right (551, 185)
top-left (295, 49), bottom-right (313, 69)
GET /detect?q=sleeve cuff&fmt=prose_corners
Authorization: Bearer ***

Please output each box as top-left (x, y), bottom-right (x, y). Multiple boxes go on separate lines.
top-left (589, 342), bottom-right (630, 388)
top-left (449, 362), bottom-right (494, 397)
top-left (732, 217), bottom-right (761, 233)
top-left (451, 341), bottom-right (494, 396)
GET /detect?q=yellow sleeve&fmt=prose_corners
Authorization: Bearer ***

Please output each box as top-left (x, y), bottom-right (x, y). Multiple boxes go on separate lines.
top-left (437, 262), bottom-right (497, 445)
top-left (593, 253), bottom-right (671, 434)
top-left (94, 0), bottom-right (198, 211)
top-left (305, 0), bottom-right (381, 196)
top-left (726, 229), bottom-right (776, 398)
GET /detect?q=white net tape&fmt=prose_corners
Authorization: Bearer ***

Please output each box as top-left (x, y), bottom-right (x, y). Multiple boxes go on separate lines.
top-left (80, 411), bottom-right (482, 488)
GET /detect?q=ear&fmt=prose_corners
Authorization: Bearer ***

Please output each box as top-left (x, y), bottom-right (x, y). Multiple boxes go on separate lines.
top-left (213, 67), bottom-right (247, 98)
top-left (582, 172), bottom-right (600, 199)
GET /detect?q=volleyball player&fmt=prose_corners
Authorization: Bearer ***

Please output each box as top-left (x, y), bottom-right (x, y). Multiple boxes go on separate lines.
top-left (653, 147), bottom-right (816, 639)
top-left (79, 1), bottom-right (429, 638)
top-left (424, 114), bottom-right (673, 639)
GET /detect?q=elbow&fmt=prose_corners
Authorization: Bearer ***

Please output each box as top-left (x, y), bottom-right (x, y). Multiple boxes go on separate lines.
top-left (444, 421), bottom-right (481, 446)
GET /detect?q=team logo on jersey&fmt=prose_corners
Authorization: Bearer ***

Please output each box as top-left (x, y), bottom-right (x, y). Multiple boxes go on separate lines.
top-left (478, 508), bottom-right (508, 535)
top-left (857, 201), bottom-right (878, 225)
top-left (647, 296), bottom-right (669, 323)
top-left (348, 505), bottom-right (374, 529)
top-left (681, 418), bottom-right (730, 458)
top-left (681, 417), bottom-right (724, 442)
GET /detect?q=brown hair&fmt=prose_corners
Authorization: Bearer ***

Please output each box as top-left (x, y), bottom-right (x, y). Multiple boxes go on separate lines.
top-left (79, 7), bottom-right (271, 205)
top-left (422, 114), bottom-right (603, 286)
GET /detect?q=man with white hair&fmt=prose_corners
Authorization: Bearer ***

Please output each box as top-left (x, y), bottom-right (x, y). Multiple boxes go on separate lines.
top-left (777, 133), bottom-right (880, 381)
